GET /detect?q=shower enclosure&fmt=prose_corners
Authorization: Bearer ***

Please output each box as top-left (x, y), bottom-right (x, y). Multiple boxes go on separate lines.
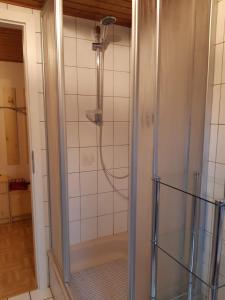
top-left (41, 0), bottom-right (224, 299)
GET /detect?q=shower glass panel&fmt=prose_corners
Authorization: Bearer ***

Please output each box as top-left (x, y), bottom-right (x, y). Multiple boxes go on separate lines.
top-left (132, 0), bottom-right (214, 299)
top-left (42, 0), bottom-right (70, 282)
top-left (62, 13), bottom-right (131, 300)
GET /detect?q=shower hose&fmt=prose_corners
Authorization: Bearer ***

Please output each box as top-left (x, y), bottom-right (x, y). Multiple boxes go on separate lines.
top-left (99, 123), bottom-right (129, 200)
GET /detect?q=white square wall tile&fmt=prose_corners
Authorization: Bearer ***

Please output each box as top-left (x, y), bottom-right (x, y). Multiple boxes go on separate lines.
top-left (65, 94), bottom-right (78, 121)
top-left (207, 162), bottom-right (215, 198)
top-left (114, 168), bottom-right (129, 190)
top-left (222, 45), bottom-right (225, 83)
top-left (103, 97), bottom-right (114, 121)
top-left (65, 66), bottom-right (77, 94)
top-left (98, 192), bottom-right (114, 215)
top-left (103, 70), bottom-right (114, 96)
top-left (68, 173), bottom-right (80, 197)
top-left (98, 170), bottom-right (114, 193)
top-left (79, 122), bottom-right (97, 147)
top-left (30, 288), bottom-right (52, 300)
top-left (66, 122), bottom-right (79, 147)
top-left (37, 63), bottom-right (43, 93)
top-left (97, 122), bottom-right (113, 146)
top-left (77, 68), bottom-right (96, 95)
top-left (114, 211), bottom-right (128, 234)
top-left (77, 39), bottom-right (96, 68)
top-left (33, 10), bottom-right (41, 33)
top-left (114, 145), bottom-right (129, 168)
top-left (42, 175), bottom-right (48, 203)
top-left (78, 95), bottom-right (96, 121)
top-left (114, 122), bottom-right (129, 145)
top-left (214, 163), bottom-right (225, 200)
top-left (67, 148), bottom-right (79, 173)
top-left (209, 125), bottom-right (218, 162)
top-left (64, 16), bottom-right (76, 38)
top-left (214, 44), bottom-right (223, 84)
top-left (216, 0), bottom-right (225, 44)
top-left (114, 25), bottom-right (130, 46)
top-left (69, 197), bottom-right (80, 221)
top-left (98, 214), bottom-right (113, 237)
top-left (211, 85), bottom-right (220, 124)
top-left (81, 194), bottom-right (98, 218)
top-left (41, 150), bottom-right (48, 176)
top-left (38, 93), bottom-right (45, 122)
top-left (36, 33), bottom-right (42, 63)
top-left (114, 190), bottom-right (129, 212)
top-left (76, 18), bottom-right (95, 40)
top-left (98, 146), bottom-right (114, 170)
top-left (114, 45), bottom-right (130, 72)
top-left (220, 85), bottom-right (225, 123)
top-left (114, 97), bottom-right (129, 121)
top-left (69, 221), bottom-right (81, 245)
top-left (9, 293), bottom-right (30, 300)
top-left (114, 71), bottom-right (130, 97)
top-left (81, 217), bottom-right (97, 241)
top-left (104, 44), bottom-right (114, 70)
top-left (80, 171), bottom-right (97, 195)
top-left (64, 37), bottom-right (77, 66)
top-left (216, 125), bottom-right (225, 163)
top-left (80, 147), bottom-right (97, 171)
top-left (40, 122), bottom-right (46, 150)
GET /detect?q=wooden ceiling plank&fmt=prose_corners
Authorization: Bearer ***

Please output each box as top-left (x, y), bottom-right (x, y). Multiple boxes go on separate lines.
top-left (95, 0), bottom-right (131, 9)
top-left (63, 7), bottom-right (130, 27)
top-left (64, 0), bottom-right (131, 16)
top-left (63, 2), bottom-right (131, 22)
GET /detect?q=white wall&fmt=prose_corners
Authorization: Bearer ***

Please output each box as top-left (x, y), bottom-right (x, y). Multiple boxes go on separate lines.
top-left (0, 62), bottom-right (30, 180)
top-left (63, 16), bottom-right (131, 244)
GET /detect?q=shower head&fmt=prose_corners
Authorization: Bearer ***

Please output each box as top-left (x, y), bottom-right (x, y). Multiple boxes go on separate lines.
top-left (99, 16), bottom-right (116, 45)
top-left (100, 16), bottom-right (117, 26)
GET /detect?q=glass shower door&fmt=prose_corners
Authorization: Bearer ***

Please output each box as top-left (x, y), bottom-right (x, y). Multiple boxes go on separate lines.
top-left (42, 0), bottom-right (70, 282)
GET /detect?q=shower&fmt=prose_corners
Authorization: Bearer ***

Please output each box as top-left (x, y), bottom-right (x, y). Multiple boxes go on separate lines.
top-left (86, 16), bottom-right (129, 199)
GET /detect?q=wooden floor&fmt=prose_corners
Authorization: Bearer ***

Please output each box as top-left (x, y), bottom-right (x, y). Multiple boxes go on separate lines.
top-left (0, 220), bottom-right (37, 300)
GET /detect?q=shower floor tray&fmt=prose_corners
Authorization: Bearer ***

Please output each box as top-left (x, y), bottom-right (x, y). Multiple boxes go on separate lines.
top-left (68, 258), bottom-right (128, 300)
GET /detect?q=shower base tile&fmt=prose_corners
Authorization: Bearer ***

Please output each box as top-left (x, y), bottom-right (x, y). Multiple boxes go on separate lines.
top-left (69, 258), bottom-right (128, 300)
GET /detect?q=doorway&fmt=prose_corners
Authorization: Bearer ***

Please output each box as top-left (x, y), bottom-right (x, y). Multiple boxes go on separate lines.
top-left (0, 25), bottom-right (37, 298)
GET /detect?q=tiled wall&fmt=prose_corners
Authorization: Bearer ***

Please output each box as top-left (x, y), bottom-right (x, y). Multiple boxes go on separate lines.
top-left (63, 16), bottom-right (131, 245)
top-left (208, 0), bottom-right (225, 204)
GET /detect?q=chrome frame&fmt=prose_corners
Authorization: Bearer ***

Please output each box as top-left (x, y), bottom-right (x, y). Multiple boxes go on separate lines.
top-left (42, 0), bottom-right (70, 283)
top-left (151, 176), bottom-right (160, 299)
top-left (187, 172), bottom-right (201, 300)
top-left (151, 178), bottom-right (225, 300)
top-left (128, 0), bottom-right (139, 299)
top-left (208, 200), bottom-right (225, 300)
